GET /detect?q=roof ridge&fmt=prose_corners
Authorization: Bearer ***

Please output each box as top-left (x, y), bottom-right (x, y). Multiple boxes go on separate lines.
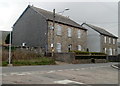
top-left (30, 5), bottom-right (71, 20)
top-left (29, 5), bottom-right (86, 30)
top-left (83, 23), bottom-right (117, 38)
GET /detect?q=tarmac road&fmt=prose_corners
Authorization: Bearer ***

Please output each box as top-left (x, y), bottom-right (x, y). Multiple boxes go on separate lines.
top-left (1, 62), bottom-right (119, 85)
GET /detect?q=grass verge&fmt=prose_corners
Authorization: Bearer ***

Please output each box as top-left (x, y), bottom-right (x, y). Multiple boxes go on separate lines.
top-left (2, 57), bottom-right (56, 66)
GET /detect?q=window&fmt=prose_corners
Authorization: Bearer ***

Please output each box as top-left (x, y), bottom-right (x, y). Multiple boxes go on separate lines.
top-left (78, 45), bottom-right (81, 51)
top-left (56, 43), bottom-right (61, 52)
top-left (109, 37), bottom-right (111, 44)
top-left (104, 48), bottom-right (107, 54)
top-left (109, 48), bottom-right (112, 55)
top-left (57, 25), bottom-right (62, 35)
top-left (68, 28), bottom-right (72, 37)
top-left (113, 49), bottom-right (116, 55)
top-left (78, 30), bottom-right (81, 38)
top-left (113, 39), bottom-right (115, 44)
top-left (104, 36), bottom-right (107, 43)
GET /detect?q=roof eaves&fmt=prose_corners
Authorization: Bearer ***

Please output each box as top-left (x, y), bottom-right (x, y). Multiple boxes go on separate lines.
top-left (47, 19), bottom-right (87, 31)
top-left (82, 23), bottom-right (117, 38)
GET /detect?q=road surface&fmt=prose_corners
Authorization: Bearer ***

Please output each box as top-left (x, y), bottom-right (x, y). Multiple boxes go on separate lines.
top-left (1, 62), bottom-right (119, 85)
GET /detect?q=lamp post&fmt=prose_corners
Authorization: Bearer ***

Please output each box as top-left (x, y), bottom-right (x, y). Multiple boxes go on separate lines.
top-left (51, 8), bottom-right (69, 57)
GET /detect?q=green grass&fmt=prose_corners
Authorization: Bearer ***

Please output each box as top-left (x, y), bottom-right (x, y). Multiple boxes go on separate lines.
top-left (2, 57), bottom-right (56, 66)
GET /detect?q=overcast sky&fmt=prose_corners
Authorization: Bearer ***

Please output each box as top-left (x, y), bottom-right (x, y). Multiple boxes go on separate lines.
top-left (0, 0), bottom-right (119, 37)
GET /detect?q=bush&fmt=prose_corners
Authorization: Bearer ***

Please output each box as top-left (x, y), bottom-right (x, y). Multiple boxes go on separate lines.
top-left (70, 50), bottom-right (106, 55)
top-left (4, 46), bottom-right (16, 51)
top-left (2, 61), bottom-right (8, 66)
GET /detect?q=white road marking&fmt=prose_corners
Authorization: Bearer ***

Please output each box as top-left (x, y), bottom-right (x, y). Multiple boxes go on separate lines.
top-left (57, 70), bottom-right (63, 72)
top-left (2, 74), bottom-right (7, 76)
top-left (70, 69), bottom-right (74, 70)
top-left (11, 73), bottom-right (19, 75)
top-left (47, 71), bottom-right (55, 73)
top-left (54, 79), bottom-right (84, 84)
top-left (75, 69), bottom-right (80, 71)
top-left (81, 68), bottom-right (85, 70)
top-left (2, 65), bottom-right (110, 76)
top-left (22, 72), bottom-right (31, 75)
top-left (17, 73), bottom-right (26, 76)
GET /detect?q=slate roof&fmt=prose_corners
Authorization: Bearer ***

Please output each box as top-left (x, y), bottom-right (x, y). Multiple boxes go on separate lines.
top-left (82, 23), bottom-right (117, 38)
top-left (29, 5), bottom-right (86, 30)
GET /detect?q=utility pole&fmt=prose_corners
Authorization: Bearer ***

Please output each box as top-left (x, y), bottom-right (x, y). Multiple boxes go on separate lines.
top-left (8, 31), bottom-right (12, 66)
top-left (51, 9), bottom-right (55, 57)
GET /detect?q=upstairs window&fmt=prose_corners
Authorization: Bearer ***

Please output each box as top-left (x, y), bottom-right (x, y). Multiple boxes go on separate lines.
top-left (104, 36), bottom-right (107, 43)
top-left (113, 39), bottom-right (115, 44)
top-left (78, 30), bottom-right (81, 38)
top-left (78, 45), bottom-right (81, 51)
top-left (56, 43), bottom-right (61, 52)
top-left (109, 37), bottom-right (111, 44)
top-left (56, 25), bottom-right (62, 35)
top-left (68, 28), bottom-right (72, 37)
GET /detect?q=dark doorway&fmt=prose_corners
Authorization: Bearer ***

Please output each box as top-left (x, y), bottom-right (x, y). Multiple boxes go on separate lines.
top-left (68, 44), bottom-right (72, 52)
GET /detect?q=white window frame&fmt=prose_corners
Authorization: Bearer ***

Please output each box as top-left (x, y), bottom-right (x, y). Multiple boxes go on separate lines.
top-left (104, 48), bottom-right (107, 54)
top-left (78, 45), bottom-right (81, 51)
top-left (109, 37), bottom-right (111, 44)
top-left (113, 49), bottom-right (116, 55)
top-left (109, 48), bottom-right (112, 55)
top-left (56, 43), bottom-right (61, 52)
top-left (56, 25), bottom-right (62, 35)
top-left (104, 36), bottom-right (107, 43)
top-left (78, 30), bottom-right (81, 38)
top-left (68, 28), bottom-right (72, 37)
top-left (113, 39), bottom-right (115, 44)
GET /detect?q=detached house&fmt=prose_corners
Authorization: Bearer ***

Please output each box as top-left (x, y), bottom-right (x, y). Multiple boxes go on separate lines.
top-left (82, 23), bottom-right (118, 55)
top-left (12, 5), bottom-right (87, 53)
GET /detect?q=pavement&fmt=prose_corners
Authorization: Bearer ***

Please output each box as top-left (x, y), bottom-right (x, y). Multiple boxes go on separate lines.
top-left (111, 63), bottom-right (120, 69)
top-left (1, 62), bottom-right (119, 85)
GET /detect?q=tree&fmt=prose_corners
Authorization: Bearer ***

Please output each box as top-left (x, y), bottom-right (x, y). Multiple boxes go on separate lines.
top-left (5, 32), bottom-right (12, 44)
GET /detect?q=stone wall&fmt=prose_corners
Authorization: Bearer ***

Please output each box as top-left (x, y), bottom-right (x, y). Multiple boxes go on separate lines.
top-left (53, 52), bottom-right (75, 63)
top-left (47, 21), bottom-right (87, 53)
top-left (100, 35), bottom-right (118, 55)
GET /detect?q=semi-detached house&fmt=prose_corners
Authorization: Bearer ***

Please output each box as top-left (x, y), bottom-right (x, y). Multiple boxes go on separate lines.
top-left (12, 5), bottom-right (87, 53)
top-left (82, 23), bottom-right (118, 55)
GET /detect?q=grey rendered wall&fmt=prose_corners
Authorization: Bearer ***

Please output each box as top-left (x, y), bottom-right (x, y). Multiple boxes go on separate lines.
top-left (12, 7), bottom-right (48, 49)
top-left (82, 25), bottom-right (101, 52)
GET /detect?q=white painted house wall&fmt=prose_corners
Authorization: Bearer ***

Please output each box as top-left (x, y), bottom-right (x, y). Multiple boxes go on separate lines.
top-left (82, 25), bottom-right (101, 52)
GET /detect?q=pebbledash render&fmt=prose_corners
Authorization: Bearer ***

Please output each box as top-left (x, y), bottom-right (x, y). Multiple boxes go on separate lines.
top-left (12, 5), bottom-right (87, 53)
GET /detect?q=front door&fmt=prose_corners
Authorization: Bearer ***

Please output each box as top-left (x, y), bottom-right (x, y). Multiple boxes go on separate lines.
top-left (68, 44), bottom-right (72, 52)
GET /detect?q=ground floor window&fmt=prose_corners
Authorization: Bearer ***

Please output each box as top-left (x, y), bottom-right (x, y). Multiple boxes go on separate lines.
top-left (104, 48), bottom-right (107, 54)
top-left (78, 45), bottom-right (81, 51)
top-left (56, 43), bottom-right (61, 52)
top-left (109, 48), bottom-right (112, 55)
top-left (113, 49), bottom-right (116, 55)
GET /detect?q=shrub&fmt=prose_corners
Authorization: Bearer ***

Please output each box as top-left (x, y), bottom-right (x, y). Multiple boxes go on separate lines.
top-left (70, 50), bottom-right (106, 55)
